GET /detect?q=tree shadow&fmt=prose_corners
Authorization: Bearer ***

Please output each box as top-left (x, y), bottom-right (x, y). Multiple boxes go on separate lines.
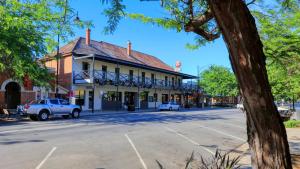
top-left (77, 111), bottom-right (228, 126)
top-left (0, 139), bottom-right (44, 145)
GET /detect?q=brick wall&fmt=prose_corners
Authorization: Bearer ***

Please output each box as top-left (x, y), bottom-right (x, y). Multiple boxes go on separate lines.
top-left (44, 55), bottom-right (73, 91)
top-left (21, 92), bottom-right (36, 104)
top-left (0, 91), bottom-right (5, 106)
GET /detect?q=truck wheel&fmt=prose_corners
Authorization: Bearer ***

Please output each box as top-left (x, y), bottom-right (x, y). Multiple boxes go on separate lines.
top-left (72, 109), bottom-right (80, 118)
top-left (169, 107), bottom-right (172, 111)
top-left (29, 115), bottom-right (38, 121)
top-left (38, 110), bottom-right (49, 121)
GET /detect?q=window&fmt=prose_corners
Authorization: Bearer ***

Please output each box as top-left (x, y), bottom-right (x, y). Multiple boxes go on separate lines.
top-left (82, 62), bottom-right (89, 72)
top-left (153, 93), bottom-right (158, 102)
top-left (102, 65), bottom-right (107, 79)
top-left (59, 99), bottom-right (69, 105)
top-left (103, 91), bottom-right (122, 101)
top-left (172, 77), bottom-right (175, 87)
top-left (115, 67), bottom-right (120, 81)
top-left (151, 74), bottom-right (155, 85)
top-left (140, 91), bottom-right (148, 101)
top-left (75, 90), bottom-right (85, 106)
top-left (49, 99), bottom-right (59, 105)
top-left (165, 76), bottom-right (168, 86)
top-left (142, 72), bottom-right (145, 84)
top-left (178, 78), bottom-right (181, 87)
top-left (129, 70), bottom-right (133, 82)
top-left (39, 100), bottom-right (46, 104)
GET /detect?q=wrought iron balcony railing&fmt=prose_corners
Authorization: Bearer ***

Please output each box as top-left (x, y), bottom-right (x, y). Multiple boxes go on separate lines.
top-left (73, 70), bottom-right (198, 92)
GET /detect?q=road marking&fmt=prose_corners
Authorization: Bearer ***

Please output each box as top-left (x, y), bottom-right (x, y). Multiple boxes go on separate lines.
top-left (125, 134), bottom-right (148, 169)
top-left (0, 124), bottom-right (83, 134)
top-left (164, 127), bottom-right (214, 155)
top-left (195, 125), bottom-right (246, 142)
top-left (35, 147), bottom-right (57, 169)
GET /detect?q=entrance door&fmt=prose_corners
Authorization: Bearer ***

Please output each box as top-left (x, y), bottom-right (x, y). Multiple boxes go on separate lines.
top-left (5, 82), bottom-right (21, 109)
top-left (125, 92), bottom-right (136, 106)
top-left (162, 94), bottom-right (169, 104)
top-left (88, 91), bottom-right (93, 109)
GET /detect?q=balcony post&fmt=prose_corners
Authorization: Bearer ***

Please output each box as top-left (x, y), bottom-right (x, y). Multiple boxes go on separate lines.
top-left (92, 55), bottom-right (95, 113)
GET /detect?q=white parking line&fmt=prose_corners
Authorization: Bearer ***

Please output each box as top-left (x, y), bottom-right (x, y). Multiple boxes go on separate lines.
top-left (35, 147), bottom-right (57, 169)
top-left (164, 127), bottom-right (214, 155)
top-left (195, 125), bottom-right (246, 142)
top-left (0, 124), bottom-right (83, 134)
top-left (125, 134), bottom-right (148, 169)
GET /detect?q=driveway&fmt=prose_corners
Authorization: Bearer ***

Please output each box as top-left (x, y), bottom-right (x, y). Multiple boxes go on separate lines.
top-left (0, 108), bottom-right (297, 169)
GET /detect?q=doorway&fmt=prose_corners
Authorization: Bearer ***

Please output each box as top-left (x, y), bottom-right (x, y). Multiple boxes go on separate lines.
top-left (5, 82), bottom-right (21, 109)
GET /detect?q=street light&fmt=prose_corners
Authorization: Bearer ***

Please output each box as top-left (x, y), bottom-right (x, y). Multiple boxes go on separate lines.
top-left (55, 12), bottom-right (80, 98)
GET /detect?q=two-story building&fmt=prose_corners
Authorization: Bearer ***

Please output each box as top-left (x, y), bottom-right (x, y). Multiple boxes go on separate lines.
top-left (43, 29), bottom-right (199, 111)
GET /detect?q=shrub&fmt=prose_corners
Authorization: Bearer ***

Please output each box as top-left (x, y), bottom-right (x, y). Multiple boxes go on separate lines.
top-left (284, 120), bottom-right (300, 128)
top-left (156, 149), bottom-right (241, 169)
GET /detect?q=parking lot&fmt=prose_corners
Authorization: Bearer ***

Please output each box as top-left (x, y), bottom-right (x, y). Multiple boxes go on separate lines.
top-left (0, 108), bottom-right (270, 169)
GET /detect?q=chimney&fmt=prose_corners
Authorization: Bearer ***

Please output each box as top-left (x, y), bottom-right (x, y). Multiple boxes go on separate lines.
top-left (127, 41), bottom-right (131, 56)
top-left (86, 28), bottom-right (91, 45)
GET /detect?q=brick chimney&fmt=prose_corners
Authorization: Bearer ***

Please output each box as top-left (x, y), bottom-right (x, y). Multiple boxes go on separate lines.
top-left (127, 41), bottom-right (131, 56)
top-left (86, 28), bottom-right (91, 45)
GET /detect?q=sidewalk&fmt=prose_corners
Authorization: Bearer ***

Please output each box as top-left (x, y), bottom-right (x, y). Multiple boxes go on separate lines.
top-left (232, 128), bottom-right (300, 168)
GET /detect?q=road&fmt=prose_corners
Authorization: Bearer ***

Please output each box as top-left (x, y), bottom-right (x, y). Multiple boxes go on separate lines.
top-left (0, 108), bottom-right (250, 169)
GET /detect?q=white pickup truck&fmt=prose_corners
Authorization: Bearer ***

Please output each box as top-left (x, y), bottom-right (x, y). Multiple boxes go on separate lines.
top-left (20, 98), bottom-right (81, 121)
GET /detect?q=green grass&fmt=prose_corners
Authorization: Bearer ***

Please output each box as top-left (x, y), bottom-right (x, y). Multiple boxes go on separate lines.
top-left (284, 120), bottom-right (300, 128)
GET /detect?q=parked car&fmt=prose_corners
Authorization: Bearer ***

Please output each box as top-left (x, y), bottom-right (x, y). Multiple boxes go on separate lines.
top-left (159, 102), bottom-right (180, 111)
top-left (236, 103), bottom-right (244, 110)
top-left (236, 103), bottom-right (293, 120)
top-left (20, 98), bottom-right (81, 121)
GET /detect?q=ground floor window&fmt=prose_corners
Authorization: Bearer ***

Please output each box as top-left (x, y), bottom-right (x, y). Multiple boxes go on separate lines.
top-left (103, 91), bottom-right (122, 101)
top-left (162, 94), bottom-right (169, 103)
top-left (175, 94), bottom-right (181, 104)
top-left (153, 93), bottom-right (158, 102)
top-left (75, 90), bottom-right (85, 106)
top-left (125, 92), bottom-right (137, 106)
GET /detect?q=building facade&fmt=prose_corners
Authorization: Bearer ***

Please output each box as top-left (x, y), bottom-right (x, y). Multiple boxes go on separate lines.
top-left (43, 29), bottom-right (200, 111)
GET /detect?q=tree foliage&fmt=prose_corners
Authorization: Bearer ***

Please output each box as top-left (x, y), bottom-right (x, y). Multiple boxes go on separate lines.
top-left (253, 1), bottom-right (300, 101)
top-left (200, 65), bottom-right (238, 97)
top-left (0, 0), bottom-right (88, 86)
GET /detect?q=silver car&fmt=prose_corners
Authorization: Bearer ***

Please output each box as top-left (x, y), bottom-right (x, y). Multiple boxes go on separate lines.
top-left (21, 98), bottom-right (81, 121)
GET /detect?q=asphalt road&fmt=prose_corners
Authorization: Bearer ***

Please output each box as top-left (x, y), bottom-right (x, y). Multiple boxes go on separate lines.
top-left (0, 108), bottom-right (249, 169)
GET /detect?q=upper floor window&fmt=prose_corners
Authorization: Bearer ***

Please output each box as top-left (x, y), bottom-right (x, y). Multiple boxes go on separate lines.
top-left (142, 72), bottom-right (145, 84)
top-left (178, 78), bottom-right (181, 86)
top-left (82, 62), bottom-right (89, 72)
top-left (102, 65), bottom-right (107, 79)
top-left (129, 70), bottom-right (133, 82)
top-left (165, 76), bottom-right (168, 86)
top-left (115, 67), bottom-right (120, 81)
top-left (172, 77), bottom-right (175, 87)
top-left (151, 74), bottom-right (155, 85)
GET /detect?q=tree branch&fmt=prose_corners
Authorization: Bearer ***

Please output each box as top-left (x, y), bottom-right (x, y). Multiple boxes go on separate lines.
top-left (184, 9), bottom-right (219, 41)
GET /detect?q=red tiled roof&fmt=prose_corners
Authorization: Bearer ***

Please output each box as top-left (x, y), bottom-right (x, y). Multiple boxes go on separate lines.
top-left (49, 37), bottom-right (176, 73)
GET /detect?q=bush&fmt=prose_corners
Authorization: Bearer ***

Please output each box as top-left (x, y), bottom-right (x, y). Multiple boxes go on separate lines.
top-left (156, 149), bottom-right (241, 169)
top-left (284, 120), bottom-right (300, 128)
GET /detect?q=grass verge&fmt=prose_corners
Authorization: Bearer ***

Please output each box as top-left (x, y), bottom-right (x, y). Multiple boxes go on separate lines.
top-left (284, 120), bottom-right (300, 128)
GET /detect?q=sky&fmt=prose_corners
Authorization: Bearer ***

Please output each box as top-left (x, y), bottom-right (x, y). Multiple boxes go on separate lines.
top-left (69, 0), bottom-right (231, 76)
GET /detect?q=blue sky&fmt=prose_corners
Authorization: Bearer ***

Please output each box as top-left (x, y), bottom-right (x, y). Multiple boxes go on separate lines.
top-left (69, 0), bottom-right (231, 76)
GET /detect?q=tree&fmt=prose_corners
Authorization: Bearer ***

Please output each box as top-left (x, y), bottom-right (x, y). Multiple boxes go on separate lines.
top-left (253, 2), bottom-right (300, 106)
top-left (102, 0), bottom-right (294, 168)
top-left (0, 0), bottom-right (87, 86)
top-left (200, 65), bottom-right (238, 97)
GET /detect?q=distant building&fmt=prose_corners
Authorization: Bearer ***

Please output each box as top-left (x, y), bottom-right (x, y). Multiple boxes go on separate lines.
top-left (42, 29), bottom-right (200, 111)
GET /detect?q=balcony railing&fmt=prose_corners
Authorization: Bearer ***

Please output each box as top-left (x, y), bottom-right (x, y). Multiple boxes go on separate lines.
top-left (73, 70), bottom-right (198, 92)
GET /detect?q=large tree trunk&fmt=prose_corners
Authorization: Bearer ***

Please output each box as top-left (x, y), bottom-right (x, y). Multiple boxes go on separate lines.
top-left (207, 0), bottom-right (292, 168)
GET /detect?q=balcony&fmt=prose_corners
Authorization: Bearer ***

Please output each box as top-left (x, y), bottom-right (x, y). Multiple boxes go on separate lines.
top-left (73, 70), bottom-right (198, 92)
